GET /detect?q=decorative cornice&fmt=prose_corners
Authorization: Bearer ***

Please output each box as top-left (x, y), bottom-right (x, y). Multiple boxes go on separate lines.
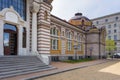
top-left (51, 15), bottom-right (85, 33)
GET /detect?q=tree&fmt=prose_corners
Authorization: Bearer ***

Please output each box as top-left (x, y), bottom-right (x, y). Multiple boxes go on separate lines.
top-left (106, 39), bottom-right (116, 56)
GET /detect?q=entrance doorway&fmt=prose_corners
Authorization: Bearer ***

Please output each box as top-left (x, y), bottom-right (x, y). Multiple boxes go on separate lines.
top-left (4, 24), bottom-right (18, 55)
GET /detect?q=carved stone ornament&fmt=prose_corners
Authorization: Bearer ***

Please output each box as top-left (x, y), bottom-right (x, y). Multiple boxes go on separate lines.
top-left (32, 2), bottom-right (40, 13)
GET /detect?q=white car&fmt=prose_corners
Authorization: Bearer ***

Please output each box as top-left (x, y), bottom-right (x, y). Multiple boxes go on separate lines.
top-left (113, 53), bottom-right (120, 58)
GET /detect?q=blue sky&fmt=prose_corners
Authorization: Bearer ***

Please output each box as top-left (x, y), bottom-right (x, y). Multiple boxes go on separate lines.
top-left (51, 0), bottom-right (120, 21)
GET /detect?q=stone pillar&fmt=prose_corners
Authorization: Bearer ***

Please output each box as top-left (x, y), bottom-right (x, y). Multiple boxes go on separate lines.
top-left (18, 26), bottom-right (23, 55)
top-left (0, 17), bottom-right (4, 56)
top-left (31, 2), bottom-right (39, 53)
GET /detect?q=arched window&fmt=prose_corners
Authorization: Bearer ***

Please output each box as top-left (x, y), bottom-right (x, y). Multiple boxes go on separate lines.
top-left (50, 27), bottom-right (58, 50)
top-left (23, 27), bottom-right (26, 48)
top-left (50, 27), bottom-right (58, 36)
top-left (67, 32), bottom-right (72, 39)
top-left (0, 0), bottom-right (26, 20)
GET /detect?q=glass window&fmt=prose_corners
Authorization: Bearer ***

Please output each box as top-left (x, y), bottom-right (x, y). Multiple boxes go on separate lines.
top-left (77, 35), bottom-right (81, 42)
top-left (114, 24), bottom-right (117, 27)
top-left (50, 27), bottom-right (58, 36)
top-left (108, 36), bottom-right (111, 40)
top-left (114, 29), bottom-right (117, 33)
top-left (105, 19), bottom-right (108, 22)
top-left (50, 27), bottom-right (59, 50)
top-left (67, 32), bottom-right (72, 39)
top-left (4, 33), bottom-right (10, 47)
top-left (78, 44), bottom-right (81, 51)
top-left (114, 35), bottom-right (117, 40)
top-left (67, 32), bottom-right (72, 51)
top-left (0, 0), bottom-right (26, 20)
top-left (68, 40), bottom-right (72, 51)
top-left (51, 38), bottom-right (58, 50)
top-left (22, 27), bottom-right (26, 48)
top-left (4, 24), bottom-right (17, 31)
top-left (108, 25), bottom-right (111, 28)
top-left (115, 17), bottom-right (119, 21)
top-left (96, 21), bottom-right (99, 25)
top-left (108, 30), bottom-right (111, 34)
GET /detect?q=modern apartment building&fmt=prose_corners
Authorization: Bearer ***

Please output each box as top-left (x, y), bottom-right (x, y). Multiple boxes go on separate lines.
top-left (92, 12), bottom-right (120, 52)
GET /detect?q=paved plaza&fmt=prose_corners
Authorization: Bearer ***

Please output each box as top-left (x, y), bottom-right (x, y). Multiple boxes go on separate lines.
top-left (35, 60), bottom-right (120, 80)
top-left (2, 60), bottom-right (108, 80)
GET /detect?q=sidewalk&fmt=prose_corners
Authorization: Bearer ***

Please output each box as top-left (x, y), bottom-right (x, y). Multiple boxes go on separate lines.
top-left (2, 59), bottom-right (109, 80)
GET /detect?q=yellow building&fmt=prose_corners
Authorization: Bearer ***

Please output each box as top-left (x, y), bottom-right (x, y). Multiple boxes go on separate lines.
top-left (50, 12), bottom-right (106, 61)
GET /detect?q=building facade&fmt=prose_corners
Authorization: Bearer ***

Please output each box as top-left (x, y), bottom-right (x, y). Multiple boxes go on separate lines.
top-left (92, 12), bottom-right (120, 52)
top-left (0, 0), bottom-right (106, 64)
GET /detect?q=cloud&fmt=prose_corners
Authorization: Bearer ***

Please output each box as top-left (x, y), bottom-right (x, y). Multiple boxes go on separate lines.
top-left (51, 0), bottom-right (120, 20)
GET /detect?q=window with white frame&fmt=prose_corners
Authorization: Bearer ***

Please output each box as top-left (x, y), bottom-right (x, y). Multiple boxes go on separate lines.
top-left (50, 27), bottom-right (59, 50)
top-left (67, 32), bottom-right (72, 51)
top-left (50, 27), bottom-right (58, 36)
top-left (51, 38), bottom-right (58, 50)
top-left (77, 35), bottom-right (81, 51)
top-left (77, 35), bottom-right (81, 42)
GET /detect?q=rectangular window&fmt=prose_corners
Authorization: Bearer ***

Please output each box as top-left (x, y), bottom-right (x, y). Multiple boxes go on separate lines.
top-left (108, 25), bottom-right (111, 28)
top-left (105, 19), bottom-right (108, 22)
top-left (68, 40), bottom-right (72, 51)
top-left (78, 44), bottom-right (81, 51)
top-left (51, 38), bottom-right (58, 50)
top-left (115, 17), bottom-right (119, 21)
top-left (22, 27), bottom-right (26, 48)
top-left (114, 30), bottom-right (117, 33)
top-left (108, 30), bottom-right (111, 34)
top-left (108, 36), bottom-right (111, 40)
top-left (114, 35), bottom-right (117, 40)
top-left (96, 21), bottom-right (99, 25)
top-left (114, 24), bottom-right (117, 27)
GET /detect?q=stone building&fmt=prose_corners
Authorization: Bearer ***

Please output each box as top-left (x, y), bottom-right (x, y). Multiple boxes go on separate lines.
top-left (0, 0), bottom-right (106, 65)
top-left (92, 12), bottom-right (120, 52)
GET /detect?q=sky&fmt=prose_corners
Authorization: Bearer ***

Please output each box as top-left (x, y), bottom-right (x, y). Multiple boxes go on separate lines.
top-left (51, 0), bottom-right (120, 21)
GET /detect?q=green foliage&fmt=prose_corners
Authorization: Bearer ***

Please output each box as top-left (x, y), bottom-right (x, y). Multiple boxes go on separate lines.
top-left (106, 39), bottom-right (116, 52)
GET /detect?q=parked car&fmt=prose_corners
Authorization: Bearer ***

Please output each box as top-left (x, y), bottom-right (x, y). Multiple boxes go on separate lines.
top-left (113, 53), bottom-right (120, 58)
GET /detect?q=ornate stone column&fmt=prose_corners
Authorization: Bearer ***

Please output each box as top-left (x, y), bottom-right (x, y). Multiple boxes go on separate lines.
top-left (18, 26), bottom-right (23, 55)
top-left (31, 2), bottom-right (39, 53)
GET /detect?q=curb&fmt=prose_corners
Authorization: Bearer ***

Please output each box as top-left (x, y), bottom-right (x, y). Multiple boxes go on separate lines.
top-left (25, 60), bottom-right (110, 80)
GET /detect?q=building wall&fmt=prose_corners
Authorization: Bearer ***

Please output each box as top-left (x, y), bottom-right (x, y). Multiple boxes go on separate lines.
top-left (92, 12), bottom-right (120, 52)
top-left (50, 15), bottom-right (85, 61)
top-left (0, 0), bottom-right (106, 64)
top-left (0, 0), bottom-right (30, 56)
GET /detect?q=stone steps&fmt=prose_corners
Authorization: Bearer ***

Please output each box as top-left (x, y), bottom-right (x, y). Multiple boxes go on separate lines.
top-left (0, 56), bottom-right (53, 79)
